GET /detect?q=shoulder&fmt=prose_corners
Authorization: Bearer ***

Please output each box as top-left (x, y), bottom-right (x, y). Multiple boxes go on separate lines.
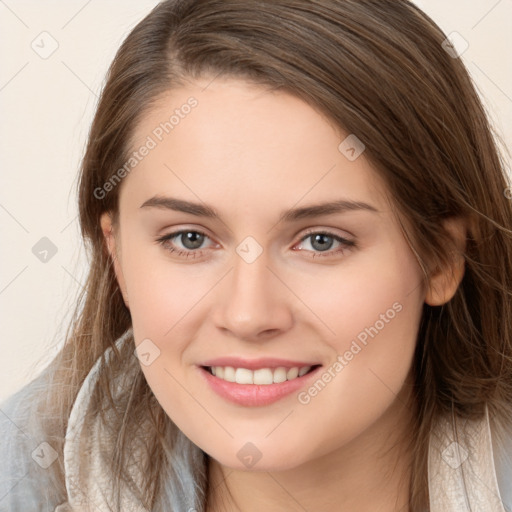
top-left (0, 331), bottom-right (137, 512)
top-left (0, 373), bottom-right (64, 512)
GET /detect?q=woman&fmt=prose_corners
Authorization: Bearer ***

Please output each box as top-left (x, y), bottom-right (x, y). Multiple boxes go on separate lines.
top-left (1, 1), bottom-right (511, 510)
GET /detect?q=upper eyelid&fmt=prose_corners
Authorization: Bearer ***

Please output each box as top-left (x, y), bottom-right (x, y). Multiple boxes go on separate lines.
top-left (160, 227), bottom-right (353, 249)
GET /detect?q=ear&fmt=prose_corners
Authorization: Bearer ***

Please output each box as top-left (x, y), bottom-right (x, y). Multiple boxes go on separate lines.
top-left (100, 211), bottom-right (129, 308)
top-left (424, 216), bottom-right (467, 306)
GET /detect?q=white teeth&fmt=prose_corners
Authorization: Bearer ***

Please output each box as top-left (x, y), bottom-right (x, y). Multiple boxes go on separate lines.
top-left (209, 365), bottom-right (313, 384)
top-left (253, 368), bottom-right (273, 385)
top-left (235, 368), bottom-right (253, 384)
top-left (287, 367), bottom-right (299, 380)
top-left (273, 367), bottom-right (287, 383)
top-left (223, 366), bottom-right (236, 382)
top-left (298, 366), bottom-right (310, 377)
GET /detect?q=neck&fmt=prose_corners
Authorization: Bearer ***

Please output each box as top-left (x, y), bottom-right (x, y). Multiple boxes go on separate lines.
top-left (206, 378), bottom-right (416, 512)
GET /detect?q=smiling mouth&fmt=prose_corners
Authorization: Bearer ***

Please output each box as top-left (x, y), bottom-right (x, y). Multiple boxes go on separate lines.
top-left (201, 364), bottom-right (321, 385)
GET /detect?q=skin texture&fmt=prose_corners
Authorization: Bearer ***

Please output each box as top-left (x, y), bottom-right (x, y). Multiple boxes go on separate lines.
top-left (101, 77), bottom-right (466, 511)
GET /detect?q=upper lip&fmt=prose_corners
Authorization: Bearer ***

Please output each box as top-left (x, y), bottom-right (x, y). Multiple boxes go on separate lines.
top-left (200, 357), bottom-right (321, 370)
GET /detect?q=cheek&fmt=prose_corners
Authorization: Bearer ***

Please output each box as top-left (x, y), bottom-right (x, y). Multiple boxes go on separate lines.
top-left (290, 243), bottom-right (422, 409)
top-left (291, 241), bottom-right (423, 351)
top-left (122, 249), bottom-right (210, 418)
top-left (120, 237), bottom-right (207, 336)
top-left (292, 245), bottom-right (422, 438)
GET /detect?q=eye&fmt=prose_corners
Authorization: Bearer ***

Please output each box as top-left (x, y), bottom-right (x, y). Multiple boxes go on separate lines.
top-left (156, 229), bottom-right (215, 258)
top-left (156, 228), bottom-right (356, 259)
top-left (294, 230), bottom-right (356, 258)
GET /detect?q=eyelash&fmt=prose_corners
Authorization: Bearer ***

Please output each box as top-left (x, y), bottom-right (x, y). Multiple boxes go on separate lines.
top-left (155, 228), bottom-right (356, 259)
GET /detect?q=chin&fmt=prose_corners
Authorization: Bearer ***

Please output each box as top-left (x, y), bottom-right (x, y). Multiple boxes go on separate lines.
top-left (211, 446), bottom-right (312, 473)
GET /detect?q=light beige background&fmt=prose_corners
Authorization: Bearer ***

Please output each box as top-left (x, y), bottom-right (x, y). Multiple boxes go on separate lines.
top-left (0, 0), bottom-right (511, 402)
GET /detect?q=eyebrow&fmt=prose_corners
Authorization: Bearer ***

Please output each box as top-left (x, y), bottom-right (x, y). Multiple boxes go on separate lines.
top-left (140, 195), bottom-right (379, 223)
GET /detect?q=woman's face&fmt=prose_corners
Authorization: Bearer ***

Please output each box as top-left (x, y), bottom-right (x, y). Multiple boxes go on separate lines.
top-left (101, 77), bottom-right (430, 471)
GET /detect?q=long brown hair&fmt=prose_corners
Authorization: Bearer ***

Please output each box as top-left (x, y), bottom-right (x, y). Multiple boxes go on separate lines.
top-left (33, 0), bottom-right (512, 510)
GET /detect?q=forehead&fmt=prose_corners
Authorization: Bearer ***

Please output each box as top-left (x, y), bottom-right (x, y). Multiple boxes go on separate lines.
top-left (121, 77), bottom-right (392, 218)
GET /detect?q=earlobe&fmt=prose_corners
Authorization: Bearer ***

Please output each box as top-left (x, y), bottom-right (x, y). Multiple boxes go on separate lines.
top-left (424, 216), bottom-right (467, 307)
top-left (99, 211), bottom-right (130, 308)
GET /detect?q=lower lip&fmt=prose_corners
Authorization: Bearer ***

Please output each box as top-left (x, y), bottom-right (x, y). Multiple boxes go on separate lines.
top-left (198, 365), bottom-right (322, 407)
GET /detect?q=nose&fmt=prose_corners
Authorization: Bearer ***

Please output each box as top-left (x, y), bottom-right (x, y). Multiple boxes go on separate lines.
top-left (212, 250), bottom-right (294, 342)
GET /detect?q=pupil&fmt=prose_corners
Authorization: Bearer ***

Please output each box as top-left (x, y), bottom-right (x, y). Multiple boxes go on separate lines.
top-left (312, 234), bottom-right (333, 252)
top-left (182, 232), bottom-right (204, 249)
